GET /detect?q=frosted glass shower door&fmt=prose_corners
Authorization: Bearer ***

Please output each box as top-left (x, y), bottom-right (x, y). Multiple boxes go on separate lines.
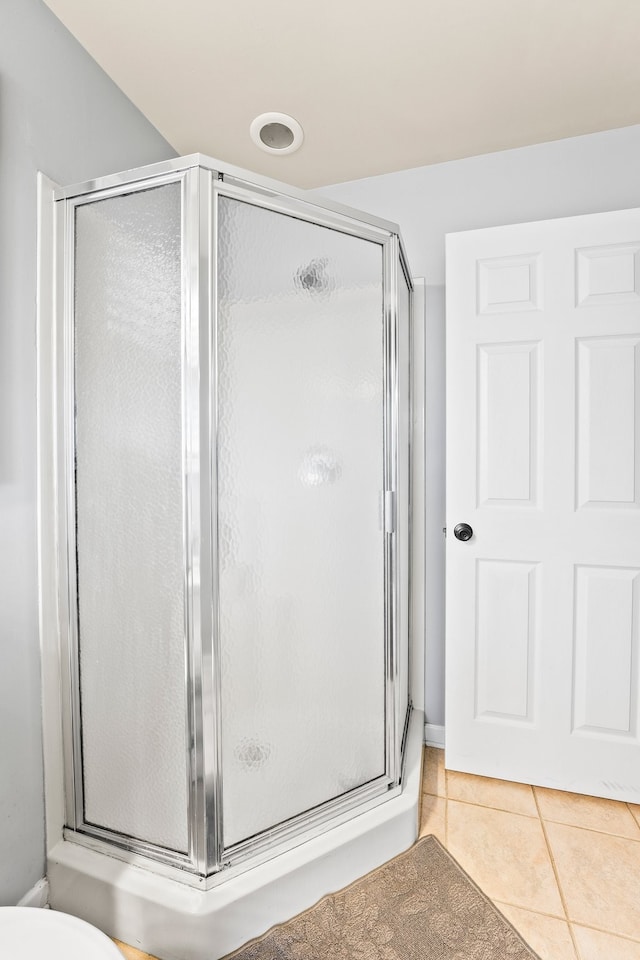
top-left (216, 192), bottom-right (389, 849)
top-left (72, 183), bottom-right (189, 853)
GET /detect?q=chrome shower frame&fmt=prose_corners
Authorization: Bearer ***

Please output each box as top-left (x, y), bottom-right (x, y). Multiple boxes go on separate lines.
top-left (52, 154), bottom-right (413, 884)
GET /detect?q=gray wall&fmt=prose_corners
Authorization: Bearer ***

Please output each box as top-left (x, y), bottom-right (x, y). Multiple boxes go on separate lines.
top-left (316, 124), bottom-right (640, 728)
top-left (0, 0), bottom-right (176, 904)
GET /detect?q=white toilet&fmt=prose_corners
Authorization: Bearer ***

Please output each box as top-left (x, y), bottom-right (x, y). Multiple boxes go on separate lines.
top-left (0, 907), bottom-right (124, 958)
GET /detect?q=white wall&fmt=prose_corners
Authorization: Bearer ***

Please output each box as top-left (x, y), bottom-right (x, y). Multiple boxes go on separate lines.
top-left (315, 124), bottom-right (640, 728)
top-left (0, 0), bottom-right (176, 905)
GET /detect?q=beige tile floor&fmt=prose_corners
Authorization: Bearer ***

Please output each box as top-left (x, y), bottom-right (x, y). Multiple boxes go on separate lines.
top-left (420, 746), bottom-right (640, 960)
top-left (115, 747), bottom-right (640, 960)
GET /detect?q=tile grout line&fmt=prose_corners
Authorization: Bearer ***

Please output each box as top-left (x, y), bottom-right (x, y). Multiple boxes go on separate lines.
top-left (492, 899), bottom-right (569, 924)
top-left (625, 800), bottom-right (640, 835)
top-left (538, 817), bottom-right (640, 843)
top-left (444, 794), bottom-right (540, 820)
top-left (532, 786), bottom-right (583, 960)
top-left (493, 901), bottom-right (640, 952)
top-left (436, 793), bottom-right (640, 842)
top-left (567, 918), bottom-right (640, 945)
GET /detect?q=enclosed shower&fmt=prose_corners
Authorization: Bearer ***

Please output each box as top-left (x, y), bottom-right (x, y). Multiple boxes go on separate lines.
top-left (40, 154), bottom-right (421, 957)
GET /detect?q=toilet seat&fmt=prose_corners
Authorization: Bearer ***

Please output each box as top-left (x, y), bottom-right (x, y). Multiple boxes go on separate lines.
top-left (0, 907), bottom-right (124, 959)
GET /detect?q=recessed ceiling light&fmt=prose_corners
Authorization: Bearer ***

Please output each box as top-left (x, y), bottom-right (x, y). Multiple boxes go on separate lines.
top-left (250, 112), bottom-right (304, 155)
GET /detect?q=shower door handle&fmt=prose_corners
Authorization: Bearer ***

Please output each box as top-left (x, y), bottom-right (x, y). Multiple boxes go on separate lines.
top-left (384, 491), bottom-right (396, 534)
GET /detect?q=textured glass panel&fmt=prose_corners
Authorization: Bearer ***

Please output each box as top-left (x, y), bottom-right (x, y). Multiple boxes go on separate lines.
top-left (217, 197), bottom-right (386, 848)
top-left (397, 264), bottom-right (412, 742)
top-left (74, 184), bottom-right (188, 852)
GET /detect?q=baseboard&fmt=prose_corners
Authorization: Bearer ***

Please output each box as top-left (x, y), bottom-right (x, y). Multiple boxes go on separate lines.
top-left (17, 877), bottom-right (49, 908)
top-left (424, 723), bottom-right (445, 749)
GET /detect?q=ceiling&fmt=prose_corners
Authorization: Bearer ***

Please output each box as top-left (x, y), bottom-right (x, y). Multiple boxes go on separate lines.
top-left (43, 0), bottom-right (640, 189)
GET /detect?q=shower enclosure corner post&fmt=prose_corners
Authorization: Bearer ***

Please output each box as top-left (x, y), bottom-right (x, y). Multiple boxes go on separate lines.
top-left (182, 163), bottom-right (220, 876)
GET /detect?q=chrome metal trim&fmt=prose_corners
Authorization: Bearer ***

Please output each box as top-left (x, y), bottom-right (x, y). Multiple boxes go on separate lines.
top-left (62, 772), bottom-right (402, 889)
top-left (55, 195), bottom-right (76, 832)
top-left (224, 776), bottom-right (393, 868)
top-left (384, 491), bottom-right (397, 534)
top-left (205, 156), bottom-right (403, 232)
top-left (72, 822), bottom-right (194, 871)
top-left (201, 167), bottom-right (221, 874)
top-left (213, 177), bottom-right (394, 246)
top-left (399, 704), bottom-right (413, 784)
top-left (220, 174), bottom-right (397, 240)
top-left (53, 153), bottom-right (400, 234)
top-left (54, 162), bottom-right (200, 203)
top-left (383, 236), bottom-right (399, 786)
top-left (62, 828), bottom-right (207, 888)
top-left (215, 781), bottom-right (403, 885)
top-left (209, 176), bottom-right (225, 870)
top-left (398, 245), bottom-right (415, 738)
top-left (61, 195), bottom-right (84, 831)
top-left (192, 167), bottom-right (221, 873)
top-left (182, 168), bottom-right (208, 873)
top-left (61, 170), bottom-right (196, 212)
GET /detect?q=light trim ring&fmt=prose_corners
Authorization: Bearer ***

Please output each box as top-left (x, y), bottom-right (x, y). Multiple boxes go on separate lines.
top-left (250, 112), bottom-right (304, 155)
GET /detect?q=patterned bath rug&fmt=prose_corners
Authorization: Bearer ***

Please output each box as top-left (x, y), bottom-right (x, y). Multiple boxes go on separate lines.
top-left (226, 835), bottom-right (541, 959)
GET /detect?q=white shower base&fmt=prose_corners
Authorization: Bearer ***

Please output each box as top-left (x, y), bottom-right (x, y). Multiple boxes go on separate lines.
top-left (47, 710), bottom-right (423, 960)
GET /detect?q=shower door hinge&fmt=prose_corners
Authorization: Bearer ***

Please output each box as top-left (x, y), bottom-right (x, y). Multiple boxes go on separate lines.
top-left (384, 491), bottom-right (396, 534)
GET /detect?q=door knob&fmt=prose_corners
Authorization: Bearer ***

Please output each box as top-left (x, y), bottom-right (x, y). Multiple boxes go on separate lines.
top-left (454, 522), bottom-right (473, 542)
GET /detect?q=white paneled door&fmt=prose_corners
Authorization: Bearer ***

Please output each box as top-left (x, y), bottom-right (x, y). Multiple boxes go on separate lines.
top-left (445, 210), bottom-right (640, 802)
